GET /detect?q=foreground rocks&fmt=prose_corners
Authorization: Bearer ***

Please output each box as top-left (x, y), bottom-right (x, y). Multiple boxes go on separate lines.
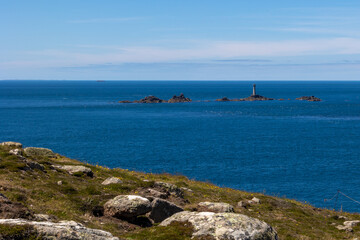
top-left (148, 198), bottom-right (183, 223)
top-left (0, 193), bottom-right (34, 220)
top-left (197, 202), bottom-right (234, 213)
top-left (336, 220), bottom-right (360, 232)
top-left (0, 141), bottom-right (23, 148)
top-left (54, 165), bottom-right (94, 177)
top-left (0, 219), bottom-right (119, 240)
top-left (102, 177), bottom-right (123, 185)
top-left (24, 147), bottom-right (56, 158)
top-left (160, 211), bottom-right (278, 240)
top-left (296, 96), bottom-right (321, 102)
top-left (104, 195), bottom-right (152, 219)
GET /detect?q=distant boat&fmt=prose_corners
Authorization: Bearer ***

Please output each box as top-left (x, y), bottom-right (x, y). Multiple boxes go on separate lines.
top-left (96, 80), bottom-right (105, 82)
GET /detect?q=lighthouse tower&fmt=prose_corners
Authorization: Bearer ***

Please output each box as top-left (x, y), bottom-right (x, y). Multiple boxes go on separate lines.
top-left (252, 84), bottom-right (256, 96)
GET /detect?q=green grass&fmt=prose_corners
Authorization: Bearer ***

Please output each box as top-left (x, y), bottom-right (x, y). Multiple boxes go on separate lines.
top-left (0, 145), bottom-right (359, 239)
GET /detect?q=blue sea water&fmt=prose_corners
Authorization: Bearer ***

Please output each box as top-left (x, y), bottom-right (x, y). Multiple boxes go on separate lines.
top-left (1, 80), bottom-right (360, 212)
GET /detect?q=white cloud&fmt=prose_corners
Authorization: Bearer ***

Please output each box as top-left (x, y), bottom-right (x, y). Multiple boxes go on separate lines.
top-left (2, 38), bottom-right (360, 69)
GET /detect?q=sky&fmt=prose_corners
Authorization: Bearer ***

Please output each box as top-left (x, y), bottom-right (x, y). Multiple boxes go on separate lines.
top-left (1, 0), bottom-right (360, 80)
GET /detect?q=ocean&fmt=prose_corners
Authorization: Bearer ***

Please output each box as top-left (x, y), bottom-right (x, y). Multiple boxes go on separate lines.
top-left (1, 80), bottom-right (360, 212)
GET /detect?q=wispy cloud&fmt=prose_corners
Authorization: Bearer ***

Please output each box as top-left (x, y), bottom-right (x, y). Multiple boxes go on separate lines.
top-left (2, 38), bottom-right (360, 69)
top-left (68, 17), bottom-right (142, 23)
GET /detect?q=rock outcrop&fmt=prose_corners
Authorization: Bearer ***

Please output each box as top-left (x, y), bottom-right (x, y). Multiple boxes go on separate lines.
top-left (54, 165), bottom-right (94, 177)
top-left (296, 96), bottom-right (321, 102)
top-left (101, 177), bottom-right (123, 185)
top-left (134, 96), bottom-right (165, 103)
top-left (24, 147), bottom-right (56, 158)
top-left (148, 198), bottom-right (183, 223)
top-left (197, 202), bottom-right (234, 213)
top-left (167, 93), bottom-right (192, 103)
top-left (336, 220), bottom-right (360, 232)
top-left (0, 193), bottom-right (34, 220)
top-left (154, 182), bottom-right (184, 198)
top-left (215, 97), bottom-right (231, 102)
top-left (160, 211), bottom-right (278, 240)
top-left (241, 94), bottom-right (274, 101)
top-left (0, 219), bottom-right (119, 240)
top-left (0, 141), bottom-right (23, 148)
top-left (104, 195), bottom-right (152, 219)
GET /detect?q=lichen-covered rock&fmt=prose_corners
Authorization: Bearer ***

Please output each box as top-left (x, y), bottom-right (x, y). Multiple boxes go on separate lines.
top-left (248, 197), bottom-right (261, 204)
top-left (55, 165), bottom-right (93, 177)
top-left (197, 202), bottom-right (234, 213)
top-left (141, 188), bottom-right (168, 199)
top-left (0, 141), bottom-right (23, 148)
top-left (104, 195), bottom-right (151, 219)
top-left (101, 177), bottom-right (123, 185)
top-left (0, 219), bottom-right (119, 240)
top-left (154, 182), bottom-right (184, 198)
top-left (24, 160), bottom-right (45, 171)
top-left (24, 147), bottom-right (56, 158)
top-left (160, 211), bottom-right (278, 240)
top-left (149, 198), bottom-right (183, 223)
top-left (9, 148), bottom-right (24, 156)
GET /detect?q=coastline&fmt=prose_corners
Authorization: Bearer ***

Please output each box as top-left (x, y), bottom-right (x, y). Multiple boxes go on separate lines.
top-left (1, 142), bottom-right (359, 239)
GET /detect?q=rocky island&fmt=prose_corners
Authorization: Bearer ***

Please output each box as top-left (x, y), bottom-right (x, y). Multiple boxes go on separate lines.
top-left (0, 141), bottom-right (357, 239)
top-left (216, 84), bottom-right (274, 102)
top-left (296, 96), bottom-right (322, 102)
top-left (119, 94), bottom-right (192, 104)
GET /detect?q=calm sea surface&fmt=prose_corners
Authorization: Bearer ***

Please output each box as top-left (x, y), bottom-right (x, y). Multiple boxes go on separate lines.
top-left (1, 80), bottom-right (360, 212)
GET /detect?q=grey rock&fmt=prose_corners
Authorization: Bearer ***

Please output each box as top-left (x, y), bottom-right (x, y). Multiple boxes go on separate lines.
top-left (24, 147), bottom-right (56, 158)
top-left (101, 177), bottom-right (123, 185)
top-left (181, 187), bottom-right (193, 192)
top-left (344, 220), bottom-right (360, 227)
top-left (9, 148), bottom-right (24, 156)
top-left (0, 141), bottom-right (23, 148)
top-left (57, 181), bottom-right (63, 185)
top-left (237, 201), bottom-right (250, 208)
top-left (24, 160), bottom-right (45, 171)
top-left (0, 219), bottom-right (119, 240)
top-left (160, 211), bottom-right (278, 240)
top-left (143, 189), bottom-right (168, 199)
top-left (104, 195), bottom-right (151, 219)
top-left (55, 165), bottom-right (93, 177)
top-left (154, 182), bottom-right (184, 198)
top-left (336, 224), bottom-right (353, 232)
top-left (149, 198), bottom-right (183, 223)
top-left (248, 197), bottom-right (261, 204)
top-left (34, 214), bottom-right (53, 221)
top-left (197, 202), bottom-right (234, 213)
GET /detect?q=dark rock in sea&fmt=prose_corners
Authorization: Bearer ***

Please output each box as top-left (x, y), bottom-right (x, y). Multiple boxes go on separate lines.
top-left (296, 96), bottom-right (321, 102)
top-left (118, 100), bottom-right (132, 103)
top-left (241, 94), bottom-right (274, 101)
top-left (167, 93), bottom-right (191, 103)
top-left (134, 96), bottom-right (166, 103)
top-left (216, 97), bottom-right (231, 102)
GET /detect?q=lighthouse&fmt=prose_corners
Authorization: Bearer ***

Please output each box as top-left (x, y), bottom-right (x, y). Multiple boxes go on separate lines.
top-left (252, 84), bottom-right (256, 96)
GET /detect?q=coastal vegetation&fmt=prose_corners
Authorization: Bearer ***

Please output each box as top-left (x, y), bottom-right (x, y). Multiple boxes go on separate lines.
top-left (0, 142), bottom-right (357, 239)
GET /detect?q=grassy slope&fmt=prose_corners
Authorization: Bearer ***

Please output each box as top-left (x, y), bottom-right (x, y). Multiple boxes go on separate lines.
top-left (0, 145), bottom-right (359, 240)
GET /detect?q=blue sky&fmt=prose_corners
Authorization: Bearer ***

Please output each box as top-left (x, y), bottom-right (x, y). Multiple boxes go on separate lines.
top-left (1, 0), bottom-right (360, 80)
